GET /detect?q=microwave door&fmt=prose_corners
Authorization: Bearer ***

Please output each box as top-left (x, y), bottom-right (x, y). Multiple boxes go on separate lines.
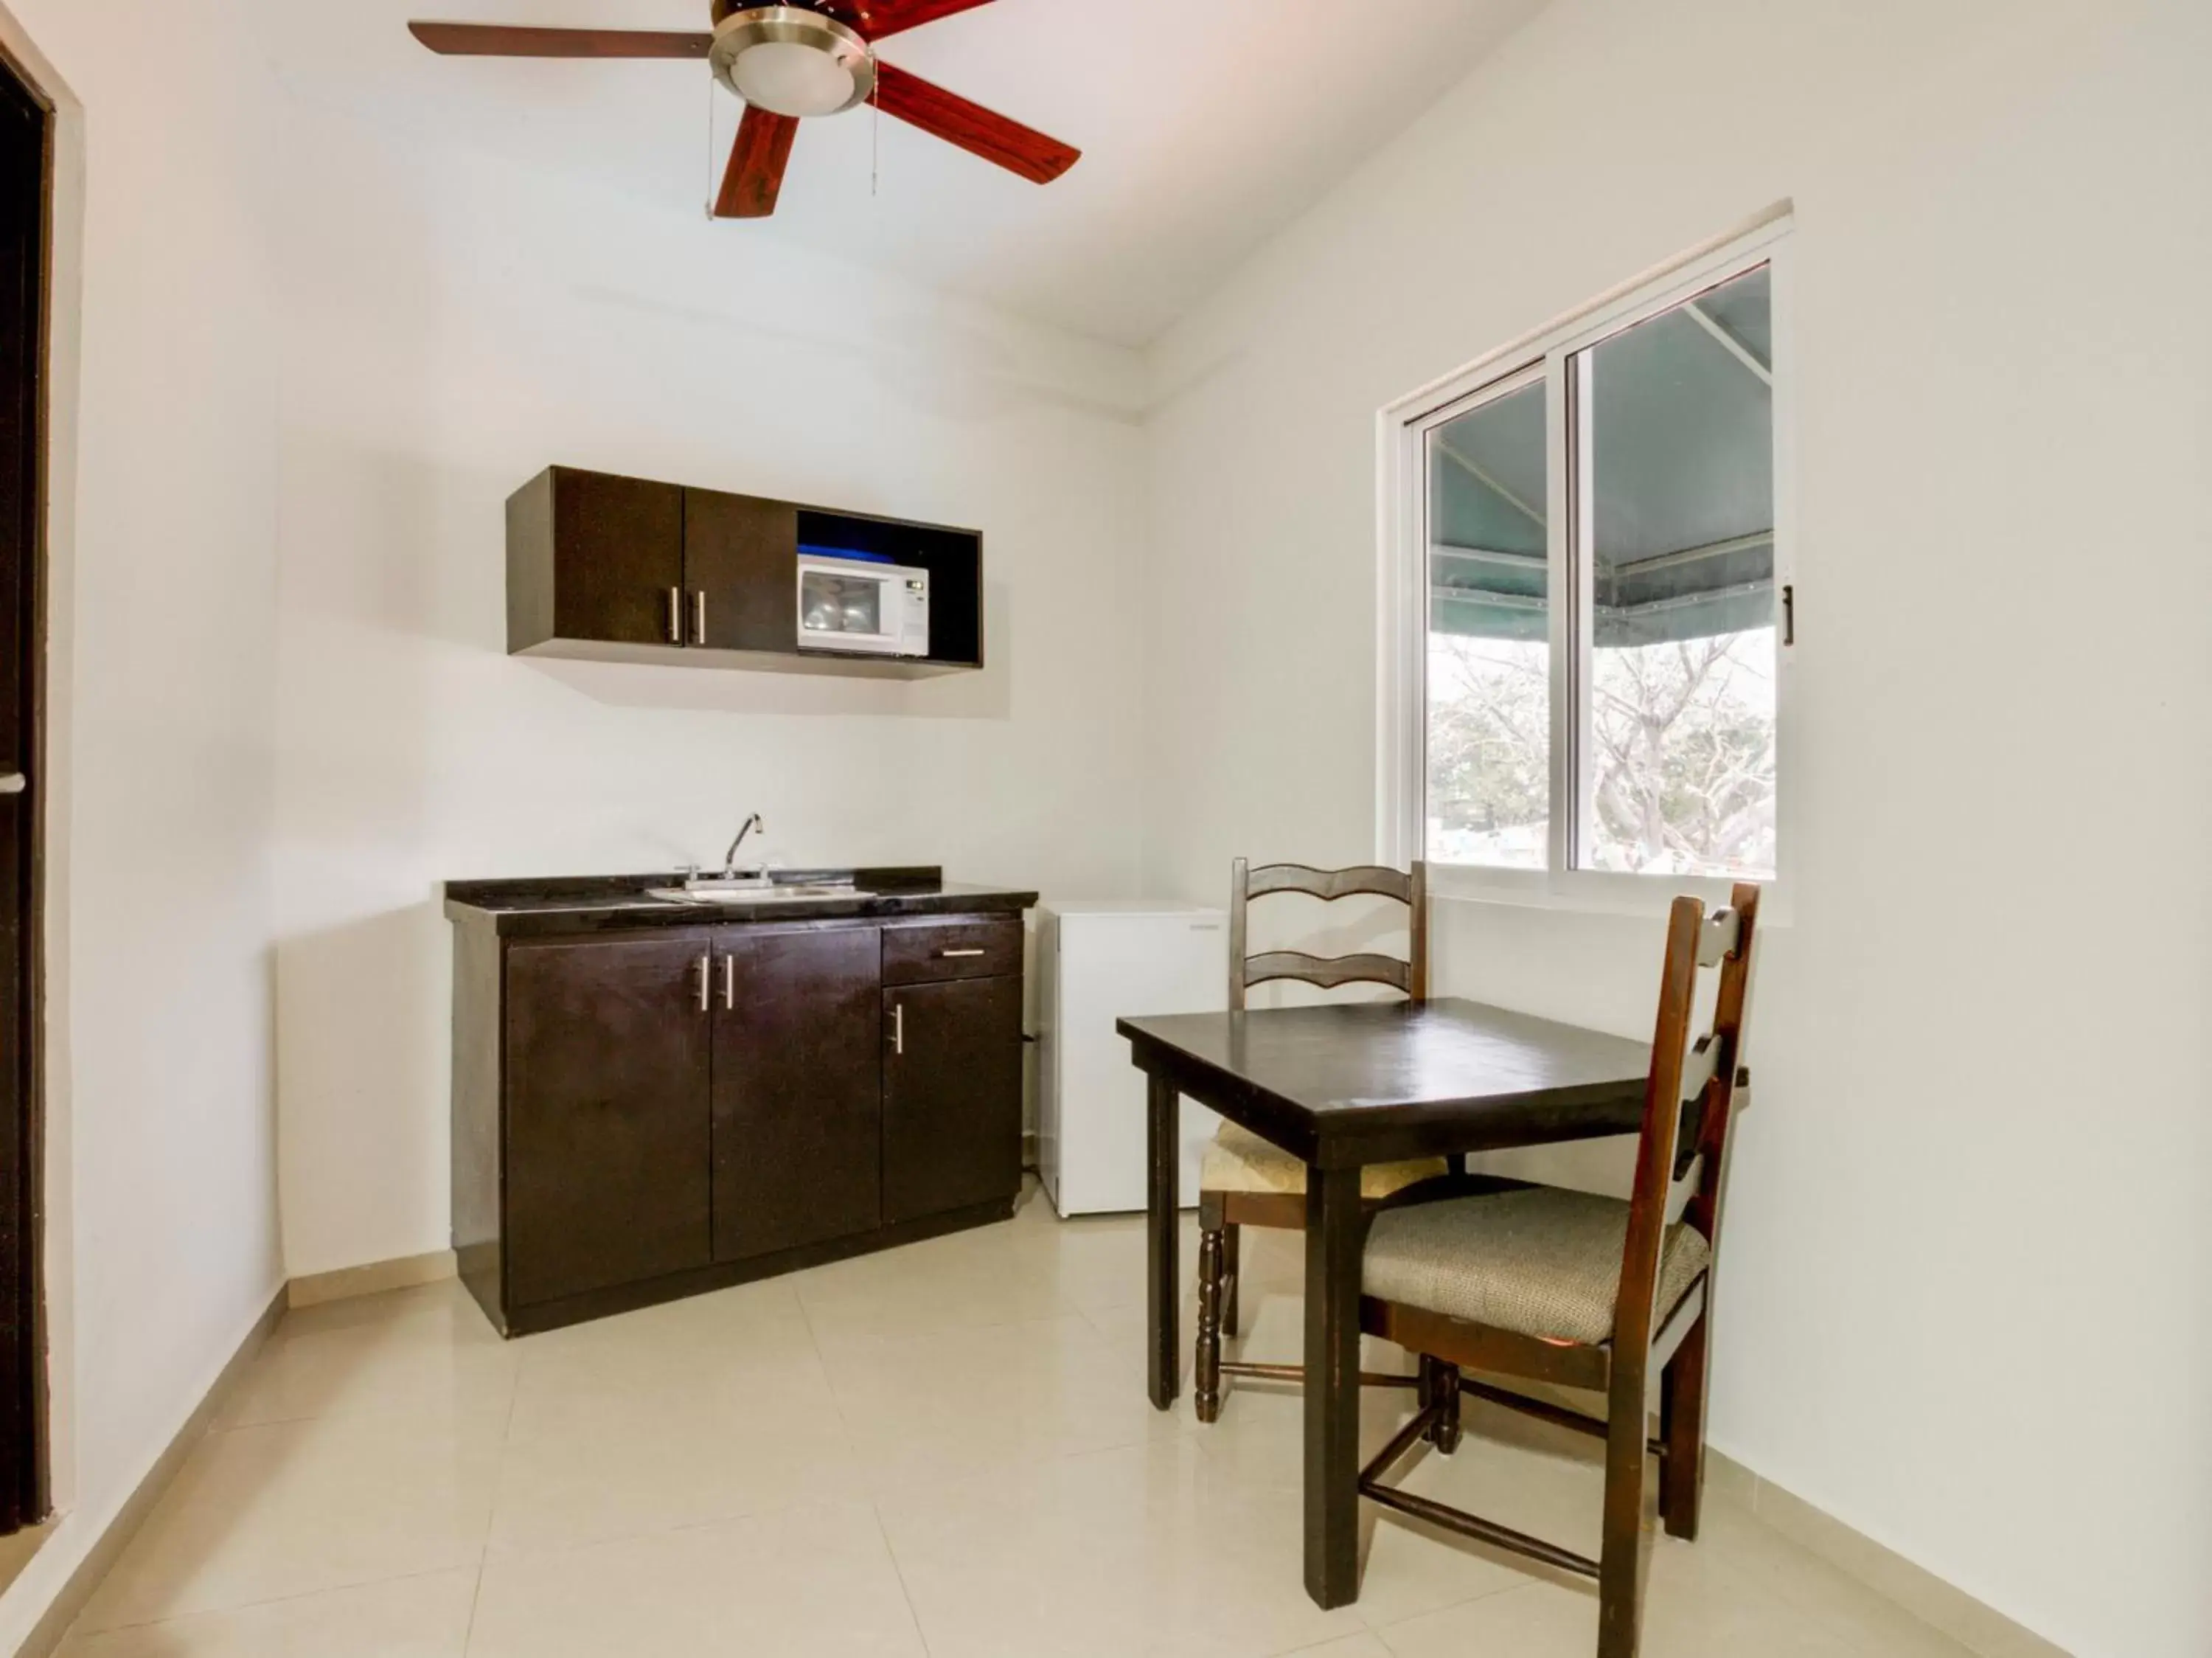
top-left (800, 569), bottom-right (893, 651)
top-left (801, 566), bottom-right (907, 653)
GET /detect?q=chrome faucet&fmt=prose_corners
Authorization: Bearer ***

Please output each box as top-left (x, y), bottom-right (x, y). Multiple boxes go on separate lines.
top-left (723, 813), bottom-right (765, 879)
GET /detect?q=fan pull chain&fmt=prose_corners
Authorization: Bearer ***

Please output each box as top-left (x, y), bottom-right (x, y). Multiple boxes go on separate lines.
top-left (871, 69), bottom-right (880, 198)
top-left (703, 73), bottom-right (718, 220)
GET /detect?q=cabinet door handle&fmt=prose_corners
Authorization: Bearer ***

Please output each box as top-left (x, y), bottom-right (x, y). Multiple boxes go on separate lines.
top-left (891, 1002), bottom-right (904, 1055)
top-left (695, 953), bottom-right (711, 1011)
top-left (939, 948), bottom-right (986, 959)
top-left (667, 587), bottom-right (683, 645)
top-left (722, 953), bottom-right (735, 1010)
top-left (692, 590), bottom-right (708, 645)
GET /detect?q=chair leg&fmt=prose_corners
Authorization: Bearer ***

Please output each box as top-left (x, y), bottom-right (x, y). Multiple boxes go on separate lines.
top-left (1220, 1222), bottom-right (1241, 1338)
top-left (1418, 1355), bottom-right (1461, 1453)
top-left (1597, 1358), bottom-right (1650, 1658)
top-left (1659, 1315), bottom-right (1708, 1541)
top-left (1194, 1220), bottom-right (1225, 1424)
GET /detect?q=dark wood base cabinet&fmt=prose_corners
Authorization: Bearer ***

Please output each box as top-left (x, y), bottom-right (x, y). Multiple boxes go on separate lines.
top-left (451, 911), bottom-right (1026, 1336)
top-left (885, 976), bottom-right (1023, 1226)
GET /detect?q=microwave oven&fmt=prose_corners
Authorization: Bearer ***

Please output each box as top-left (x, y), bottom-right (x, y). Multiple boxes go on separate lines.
top-left (795, 553), bottom-right (931, 658)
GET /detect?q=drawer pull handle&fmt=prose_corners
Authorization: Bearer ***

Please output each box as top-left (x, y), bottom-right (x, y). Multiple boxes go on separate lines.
top-left (695, 953), bottom-right (711, 1011)
top-left (892, 1003), bottom-right (905, 1055)
top-left (722, 953), bottom-right (735, 1010)
top-left (939, 948), bottom-right (987, 959)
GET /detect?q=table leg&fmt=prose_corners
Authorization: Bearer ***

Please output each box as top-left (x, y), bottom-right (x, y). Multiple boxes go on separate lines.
top-left (1146, 1071), bottom-right (1180, 1411)
top-left (1304, 1164), bottom-right (1363, 1608)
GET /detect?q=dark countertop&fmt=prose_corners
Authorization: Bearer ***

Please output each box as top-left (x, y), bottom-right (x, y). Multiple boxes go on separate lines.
top-left (444, 867), bottom-right (1039, 939)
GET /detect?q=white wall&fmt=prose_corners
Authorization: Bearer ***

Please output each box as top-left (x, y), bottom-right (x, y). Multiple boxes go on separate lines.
top-left (269, 97), bottom-right (1150, 1279)
top-left (1140, 3), bottom-right (2212, 1656)
top-left (0, 0), bottom-right (282, 1645)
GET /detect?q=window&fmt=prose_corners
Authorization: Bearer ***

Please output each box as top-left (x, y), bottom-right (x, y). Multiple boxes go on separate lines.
top-left (1387, 224), bottom-right (1790, 894)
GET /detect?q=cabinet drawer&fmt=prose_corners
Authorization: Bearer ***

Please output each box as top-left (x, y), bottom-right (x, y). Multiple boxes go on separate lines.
top-left (882, 917), bottom-right (1023, 985)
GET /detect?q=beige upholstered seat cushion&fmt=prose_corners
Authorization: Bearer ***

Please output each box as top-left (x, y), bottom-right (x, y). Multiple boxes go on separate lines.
top-left (1363, 1187), bottom-right (1711, 1346)
top-left (1200, 1122), bottom-right (1447, 1201)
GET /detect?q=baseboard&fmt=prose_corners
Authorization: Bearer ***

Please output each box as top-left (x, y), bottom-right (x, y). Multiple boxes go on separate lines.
top-left (14, 1286), bottom-right (284, 1658)
top-left (286, 1248), bottom-right (456, 1310)
top-left (1707, 1451), bottom-right (2071, 1658)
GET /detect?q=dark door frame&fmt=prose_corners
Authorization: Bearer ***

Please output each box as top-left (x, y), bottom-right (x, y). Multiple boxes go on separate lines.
top-left (0, 36), bottom-right (52, 1533)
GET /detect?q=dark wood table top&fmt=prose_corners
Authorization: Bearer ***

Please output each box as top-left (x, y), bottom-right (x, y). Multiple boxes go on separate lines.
top-left (1119, 997), bottom-right (1651, 1170)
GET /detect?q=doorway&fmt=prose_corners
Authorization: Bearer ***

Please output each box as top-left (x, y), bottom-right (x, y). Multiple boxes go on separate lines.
top-left (0, 45), bottom-right (48, 1533)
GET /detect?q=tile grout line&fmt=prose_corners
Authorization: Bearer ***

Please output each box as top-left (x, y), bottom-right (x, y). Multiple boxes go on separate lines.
top-left (787, 1277), bottom-right (870, 1459)
top-left (457, 1555), bottom-right (490, 1654)
top-left (456, 1283), bottom-right (983, 1570)
top-left (1356, 1567), bottom-right (1541, 1642)
top-left (459, 1364), bottom-right (526, 1654)
top-left (785, 1276), bottom-right (942, 1653)
top-left (71, 1563), bottom-right (481, 1641)
top-left (1369, 1581), bottom-right (1555, 1654)
top-left (868, 1502), bottom-right (937, 1658)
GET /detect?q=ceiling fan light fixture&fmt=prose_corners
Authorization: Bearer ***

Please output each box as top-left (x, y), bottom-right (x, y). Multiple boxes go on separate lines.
top-left (710, 7), bottom-right (875, 119)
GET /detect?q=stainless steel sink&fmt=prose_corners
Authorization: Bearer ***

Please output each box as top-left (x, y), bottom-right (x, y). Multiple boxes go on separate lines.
top-left (645, 881), bottom-right (872, 905)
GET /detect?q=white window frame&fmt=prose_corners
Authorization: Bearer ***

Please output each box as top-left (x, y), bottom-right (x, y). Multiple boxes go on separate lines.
top-left (1377, 210), bottom-right (1798, 918)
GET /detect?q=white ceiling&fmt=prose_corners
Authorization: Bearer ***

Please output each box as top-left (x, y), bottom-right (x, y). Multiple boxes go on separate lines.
top-left (273, 1), bottom-right (1545, 347)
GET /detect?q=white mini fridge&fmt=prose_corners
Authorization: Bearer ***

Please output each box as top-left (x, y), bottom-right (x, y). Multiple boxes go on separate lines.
top-left (1037, 901), bottom-right (1228, 1216)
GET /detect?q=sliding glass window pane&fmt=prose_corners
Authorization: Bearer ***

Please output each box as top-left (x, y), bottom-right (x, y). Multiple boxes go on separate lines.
top-left (1576, 264), bottom-right (1776, 878)
top-left (1425, 378), bottom-right (1549, 870)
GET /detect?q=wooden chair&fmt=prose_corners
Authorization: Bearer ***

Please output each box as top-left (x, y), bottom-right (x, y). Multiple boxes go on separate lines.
top-left (1355, 882), bottom-right (1760, 1658)
top-left (1191, 859), bottom-right (1449, 1423)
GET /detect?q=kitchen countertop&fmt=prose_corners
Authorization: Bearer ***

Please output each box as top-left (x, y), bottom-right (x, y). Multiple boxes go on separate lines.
top-left (444, 867), bottom-right (1039, 939)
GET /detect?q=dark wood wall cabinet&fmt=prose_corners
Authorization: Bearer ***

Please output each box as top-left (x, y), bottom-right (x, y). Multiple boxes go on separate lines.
top-left (507, 465), bottom-right (984, 678)
top-left (448, 877), bottom-right (1032, 1336)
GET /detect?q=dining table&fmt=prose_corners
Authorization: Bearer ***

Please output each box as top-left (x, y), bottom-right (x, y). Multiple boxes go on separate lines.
top-left (1119, 996), bottom-right (1653, 1610)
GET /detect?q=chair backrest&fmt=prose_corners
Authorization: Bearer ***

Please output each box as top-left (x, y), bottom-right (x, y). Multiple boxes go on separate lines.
top-left (1612, 881), bottom-right (1761, 1353)
top-left (1226, 859), bottom-right (1429, 1011)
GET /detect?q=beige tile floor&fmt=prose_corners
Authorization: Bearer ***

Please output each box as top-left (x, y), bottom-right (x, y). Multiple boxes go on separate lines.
top-left (61, 1190), bottom-right (1979, 1657)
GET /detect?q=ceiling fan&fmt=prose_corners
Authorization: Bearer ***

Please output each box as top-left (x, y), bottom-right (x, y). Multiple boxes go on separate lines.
top-left (408, 1), bottom-right (1081, 219)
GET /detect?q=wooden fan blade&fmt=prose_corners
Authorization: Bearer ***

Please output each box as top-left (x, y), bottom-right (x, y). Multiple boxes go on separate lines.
top-left (408, 22), bottom-right (712, 58)
top-left (715, 106), bottom-right (800, 218)
top-left (822, 0), bottom-right (997, 41)
top-left (871, 61), bottom-right (1079, 184)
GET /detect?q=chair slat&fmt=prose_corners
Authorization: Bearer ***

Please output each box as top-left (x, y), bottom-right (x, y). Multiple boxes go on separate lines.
top-left (1244, 951), bottom-right (1413, 995)
top-left (1245, 862), bottom-right (1414, 903)
top-left (1697, 907), bottom-right (1743, 967)
top-left (1664, 1154), bottom-right (1705, 1227)
top-left (1678, 1034), bottom-right (1723, 1106)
